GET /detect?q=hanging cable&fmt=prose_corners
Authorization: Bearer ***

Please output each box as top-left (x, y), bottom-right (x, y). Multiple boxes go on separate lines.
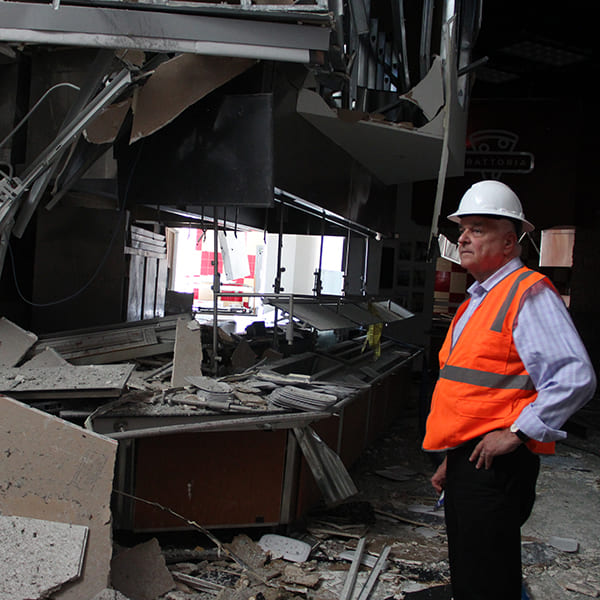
top-left (7, 139), bottom-right (144, 307)
top-left (0, 82), bottom-right (81, 150)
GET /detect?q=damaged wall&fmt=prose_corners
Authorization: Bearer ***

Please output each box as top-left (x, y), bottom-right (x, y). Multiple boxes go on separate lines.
top-left (31, 201), bottom-right (126, 333)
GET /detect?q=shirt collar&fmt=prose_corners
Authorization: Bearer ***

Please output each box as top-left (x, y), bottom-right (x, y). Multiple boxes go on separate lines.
top-left (466, 257), bottom-right (524, 297)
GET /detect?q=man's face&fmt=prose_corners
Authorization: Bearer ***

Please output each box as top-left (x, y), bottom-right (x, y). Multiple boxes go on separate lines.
top-left (457, 215), bottom-right (517, 281)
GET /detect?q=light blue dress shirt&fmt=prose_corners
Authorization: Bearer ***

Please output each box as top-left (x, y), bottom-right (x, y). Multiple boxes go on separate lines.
top-left (451, 257), bottom-right (596, 443)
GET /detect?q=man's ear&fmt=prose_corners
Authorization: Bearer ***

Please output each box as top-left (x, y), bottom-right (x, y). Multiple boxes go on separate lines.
top-left (504, 231), bottom-right (518, 253)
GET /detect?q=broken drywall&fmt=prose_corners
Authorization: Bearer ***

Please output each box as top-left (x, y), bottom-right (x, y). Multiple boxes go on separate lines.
top-left (20, 346), bottom-right (70, 368)
top-left (0, 363), bottom-right (135, 399)
top-left (0, 395), bottom-right (118, 600)
top-left (0, 515), bottom-right (88, 600)
top-left (129, 53), bottom-right (257, 143)
top-left (110, 538), bottom-right (175, 600)
top-left (170, 316), bottom-right (203, 387)
top-left (0, 316), bottom-right (38, 367)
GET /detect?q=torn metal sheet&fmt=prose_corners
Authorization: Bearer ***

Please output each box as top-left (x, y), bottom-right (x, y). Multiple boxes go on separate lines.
top-left (297, 55), bottom-right (466, 185)
top-left (322, 301), bottom-right (383, 326)
top-left (0, 395), bottom-right (117, 600)
top-left (367, 300), bottom-right (414, 322)
top-left (130, 54), bottom-right (256, 143)
top-left (0, 515), bottom-right (89, 600)
top-left (268, 299), bottom-right (358, 331)
top-left (293, 426), bottom-right (358, 505)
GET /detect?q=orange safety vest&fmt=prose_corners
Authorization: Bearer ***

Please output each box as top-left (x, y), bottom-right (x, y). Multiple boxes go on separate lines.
top-left (423, 266), bottom-right (555, 455)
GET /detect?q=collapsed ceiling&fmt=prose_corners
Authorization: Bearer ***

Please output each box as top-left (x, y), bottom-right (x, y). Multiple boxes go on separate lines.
top-left (0, 0), bottom-right (484, 265)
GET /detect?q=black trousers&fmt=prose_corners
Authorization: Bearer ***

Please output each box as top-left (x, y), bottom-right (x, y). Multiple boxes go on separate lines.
top-left (444, 439), bottom-right (540, 600)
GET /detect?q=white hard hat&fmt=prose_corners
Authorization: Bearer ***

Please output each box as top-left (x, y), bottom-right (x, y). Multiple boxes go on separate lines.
top-left (447, 180), bottom-right (534, 233)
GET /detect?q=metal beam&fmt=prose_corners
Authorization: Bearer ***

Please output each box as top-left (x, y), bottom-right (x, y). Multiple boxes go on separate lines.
top-left (0, 3), bottom-right (330, 62)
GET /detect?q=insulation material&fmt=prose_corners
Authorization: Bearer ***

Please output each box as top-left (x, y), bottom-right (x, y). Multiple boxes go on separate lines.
top-left (130, 53), bottom-right (257, 143)
top-left (84, 98), bottom-right (132, 144)
top-left (0, 515), bottom-right (88, 600)
top-left (0, 395), bottom-right (118, 600)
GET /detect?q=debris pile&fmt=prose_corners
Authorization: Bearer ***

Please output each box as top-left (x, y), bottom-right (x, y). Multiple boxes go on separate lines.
top-left (2, 314), bottom-right (599, 599)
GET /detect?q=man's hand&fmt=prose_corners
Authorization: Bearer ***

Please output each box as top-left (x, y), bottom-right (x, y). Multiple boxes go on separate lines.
top-left (469, 429), bottom-right (524, 470)
top-left (431, 456), bottom-right (447, 494)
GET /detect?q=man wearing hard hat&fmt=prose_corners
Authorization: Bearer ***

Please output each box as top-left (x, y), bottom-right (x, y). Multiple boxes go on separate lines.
top-left (423, 180), bottom-right (596, 600)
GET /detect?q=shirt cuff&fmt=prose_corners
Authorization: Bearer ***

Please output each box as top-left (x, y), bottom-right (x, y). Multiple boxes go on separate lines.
top-left (514, 404), bottom-right (568, 443)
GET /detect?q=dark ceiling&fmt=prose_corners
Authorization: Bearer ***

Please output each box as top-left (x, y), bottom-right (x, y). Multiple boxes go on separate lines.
top-left (470, 0), bottom-right (598, 100)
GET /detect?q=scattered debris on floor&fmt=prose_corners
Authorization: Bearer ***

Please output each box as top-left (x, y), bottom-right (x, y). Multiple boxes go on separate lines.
top-left (1, 314), bottom-right (599, 599)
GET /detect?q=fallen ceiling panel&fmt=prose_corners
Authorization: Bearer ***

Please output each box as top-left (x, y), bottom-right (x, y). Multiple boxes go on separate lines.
top-left (0, 396), bottom-right (118, 600)
top-left (0, 2), bottom-right (331, 62)
top-left (129, 53), bottom-right (258, 143)
top-left (0, 515), bottom-right (89, 600)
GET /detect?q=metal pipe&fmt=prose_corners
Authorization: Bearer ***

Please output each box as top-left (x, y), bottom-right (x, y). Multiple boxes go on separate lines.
top-left (314, 214), bottom-right (325, 296)
top-left (419, 0), bottom-right (434, 79)
top-left (212, 206), bottom-right (220, 374)
top-left (105, 410), bottom-right (331, 440)
top-left (341, 537), bottom-right (367, 600)
top-left (274, 188), bottom-right (380, 240)
top-left (361, 235), bottom-right (369, 295)
top-left (273, 203), bottom-right (285, 347)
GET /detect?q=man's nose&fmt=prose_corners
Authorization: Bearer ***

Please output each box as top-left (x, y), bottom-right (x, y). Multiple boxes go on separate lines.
top-left (458, 230), bottom-right (469, 244)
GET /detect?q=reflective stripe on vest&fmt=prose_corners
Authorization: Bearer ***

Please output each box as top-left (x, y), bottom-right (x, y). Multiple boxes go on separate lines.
top-left (490, 270), bottom-right (537, 332)
top-left (439, 364), bottom-right (535, 390)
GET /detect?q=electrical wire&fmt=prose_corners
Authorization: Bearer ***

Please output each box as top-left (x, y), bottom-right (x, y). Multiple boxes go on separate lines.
top-left (0, 161), bottom-right (14, 178)
top-left (0, 82), bottom-right (81, 150)
top-left (7, 139), bottom-right (143, 307)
